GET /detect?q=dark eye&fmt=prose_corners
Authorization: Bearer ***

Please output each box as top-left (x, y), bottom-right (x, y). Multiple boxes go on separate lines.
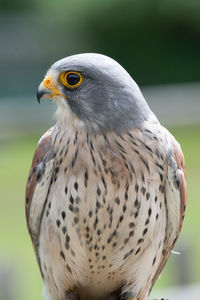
top-left (67, 73), bottom-right (81, 86)
top-left (60, 71), bottom-right (83, 89)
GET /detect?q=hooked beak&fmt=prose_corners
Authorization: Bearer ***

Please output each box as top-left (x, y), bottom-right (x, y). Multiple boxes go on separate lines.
top-left (36, 76), bottom-right (66, 103)
top-left (36, 86), bottom-right (51, 103)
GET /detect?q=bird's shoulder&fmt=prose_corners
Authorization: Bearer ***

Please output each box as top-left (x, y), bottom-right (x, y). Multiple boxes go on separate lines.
top-left (25, 126), bottom-right (56, 241)
top-left (146, 122), bottom-right (187, 228)
top-left (159, 125), bottom-right (187, 207)
top-left (150, 124), bottom-right (187, 287)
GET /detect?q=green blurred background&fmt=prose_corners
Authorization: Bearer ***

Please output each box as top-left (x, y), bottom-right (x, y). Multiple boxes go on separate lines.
top-left (0, 1), bottom-right (200, 299)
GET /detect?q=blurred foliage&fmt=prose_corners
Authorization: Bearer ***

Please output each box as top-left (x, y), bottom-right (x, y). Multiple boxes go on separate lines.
top-left (0, 0), bottom-right (35, 11)
top-left (0, 125), bottom-right (200, 299)
top-left (84, 0), bottom-right (200, 85)
top-left (0, 0), bottom-right (200, 87)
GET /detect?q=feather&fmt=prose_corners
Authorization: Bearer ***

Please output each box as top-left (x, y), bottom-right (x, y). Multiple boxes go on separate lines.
top-left (25, 126), bottom-right (55, 274)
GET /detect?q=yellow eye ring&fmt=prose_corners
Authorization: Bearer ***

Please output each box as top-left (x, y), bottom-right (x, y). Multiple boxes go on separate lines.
top-left (60, 71), bottom-right (83, 89)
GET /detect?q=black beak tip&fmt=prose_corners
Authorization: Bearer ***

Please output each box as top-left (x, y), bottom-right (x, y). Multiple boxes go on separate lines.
top-left (37, 88), bottom-right (44, 104)
top-left (37, 87), bottom-right (48, 103)
top-left (36, 87), bottom-right (51, 103)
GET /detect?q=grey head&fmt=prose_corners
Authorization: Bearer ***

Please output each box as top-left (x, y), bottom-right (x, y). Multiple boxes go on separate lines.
top-left (38, 53), bottom-right (155, 133)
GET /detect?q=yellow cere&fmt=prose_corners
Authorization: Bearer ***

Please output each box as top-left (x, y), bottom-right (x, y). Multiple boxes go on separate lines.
top-left (42, 76), bottom-right (66, 98)
top-left (43, 76), bottom-right (53, 89)
top-left (60, 71), bottom-right (83, 89)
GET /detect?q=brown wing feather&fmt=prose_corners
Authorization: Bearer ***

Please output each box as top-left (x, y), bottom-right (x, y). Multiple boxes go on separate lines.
top-left (25, 127), bottom-right (55, 228)
top-left (150, 137), bottom-right (187, 291)
top-left (25, 127), bottom-right (55, 274)
top-left (172, 142), bottom-right (187, 227)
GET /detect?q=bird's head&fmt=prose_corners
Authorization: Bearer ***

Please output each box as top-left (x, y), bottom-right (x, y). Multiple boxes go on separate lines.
top-left (37, 53), bottom-right (152, 133)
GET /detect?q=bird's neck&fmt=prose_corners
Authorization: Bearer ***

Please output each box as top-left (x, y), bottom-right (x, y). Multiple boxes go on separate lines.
top-left (56, 101), bottom-right (87, 133)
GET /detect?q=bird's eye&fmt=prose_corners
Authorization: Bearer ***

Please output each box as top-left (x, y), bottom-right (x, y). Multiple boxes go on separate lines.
top-left (60, 71), bottom-right (83, 89)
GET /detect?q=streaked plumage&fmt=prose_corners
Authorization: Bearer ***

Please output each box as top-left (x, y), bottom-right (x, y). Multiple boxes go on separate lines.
top-left (25, 53), bottom-right (187, 300)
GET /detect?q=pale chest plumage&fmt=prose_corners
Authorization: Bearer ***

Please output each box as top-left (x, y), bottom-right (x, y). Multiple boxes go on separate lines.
top-left (38, 123), bottom-right (168, 300)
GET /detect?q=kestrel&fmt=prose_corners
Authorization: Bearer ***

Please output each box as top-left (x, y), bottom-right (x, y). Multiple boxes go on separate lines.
top-left (25, 53), bottom-right (187, 300)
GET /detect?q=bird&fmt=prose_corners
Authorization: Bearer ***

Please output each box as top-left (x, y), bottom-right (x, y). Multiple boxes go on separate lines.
top-left (25, 53), bottom-right (187, 300)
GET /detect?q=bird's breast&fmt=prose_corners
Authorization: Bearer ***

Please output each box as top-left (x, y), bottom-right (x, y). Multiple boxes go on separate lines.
top-left (39, 127), bottom-right (167, 298)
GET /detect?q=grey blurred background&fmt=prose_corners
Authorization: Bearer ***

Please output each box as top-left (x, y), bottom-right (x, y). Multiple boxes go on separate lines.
top-left (0, 1), bottom-right (200, 299)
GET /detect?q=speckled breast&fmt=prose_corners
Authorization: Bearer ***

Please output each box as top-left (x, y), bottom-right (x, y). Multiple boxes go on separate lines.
top-left (39, 127), bottom-right (167, 298)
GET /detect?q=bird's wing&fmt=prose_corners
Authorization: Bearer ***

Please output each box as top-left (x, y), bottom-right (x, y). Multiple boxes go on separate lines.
top-left (25, 127), bottom-right (55, 273)
top-left (151, 134), bottom-right (187, 289)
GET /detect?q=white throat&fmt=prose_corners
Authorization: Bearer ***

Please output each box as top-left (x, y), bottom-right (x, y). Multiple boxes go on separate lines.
top-left (55, 98), bottom-right (86, 132)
